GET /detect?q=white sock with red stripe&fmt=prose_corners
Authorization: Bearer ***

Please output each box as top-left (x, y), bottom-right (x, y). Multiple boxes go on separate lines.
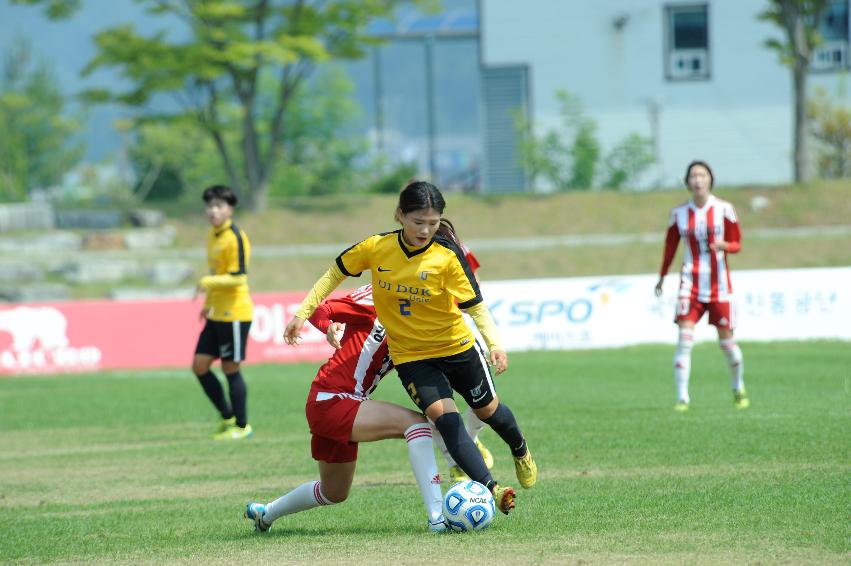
top-left (263, 480), bottom-right (333, 524)
top-left (404, 423), bottom-right (444, 522)
top-left (464, 406), bottom-right (486, 442)
top-left (719, 338), bottom-right (745, 392)
top-left (674, 328), bottom-right (694, 403)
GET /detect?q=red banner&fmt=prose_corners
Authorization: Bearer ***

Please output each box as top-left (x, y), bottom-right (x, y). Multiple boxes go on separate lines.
top-left (0, 292), bottom-right (341, 375)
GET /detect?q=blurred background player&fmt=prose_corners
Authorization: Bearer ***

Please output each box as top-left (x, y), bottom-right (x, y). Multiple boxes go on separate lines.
top-left (191, 185), bottom-right (255, 439)
top-left (245, 284), bottom-right (446, 533)
top-left (655, 161), bottom-right (749, 412)
top-left (283, 180), bottom-right (536, 515)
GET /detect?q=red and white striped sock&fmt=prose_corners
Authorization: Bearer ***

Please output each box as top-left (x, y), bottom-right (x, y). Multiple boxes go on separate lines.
top-left (263, 480), bottom-right (333, 524)
top-left (404, 423), bottom-right (444, 522)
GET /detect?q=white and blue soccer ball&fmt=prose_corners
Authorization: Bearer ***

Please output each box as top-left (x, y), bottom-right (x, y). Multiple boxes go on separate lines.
top-left (443, 480), bottom-right (496, 532)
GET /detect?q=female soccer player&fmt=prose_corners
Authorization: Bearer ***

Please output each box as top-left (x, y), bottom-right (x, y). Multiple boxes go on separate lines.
top-left (433, 234), bottom-right (494, 483)
top-left (283, 180), bottom-right (537, 515)
top-left (244, 285), bottom-right (447, 533)
top-left (655, 161), bottom-right (749, 412)
top-left (191, 185), bottom-right (254, 439)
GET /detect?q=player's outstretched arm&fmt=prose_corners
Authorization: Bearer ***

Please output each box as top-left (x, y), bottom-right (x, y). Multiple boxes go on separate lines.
top-left (285, 265), bottom-right (348, 346)
top-left (284, 316), bottom-right (305, 345)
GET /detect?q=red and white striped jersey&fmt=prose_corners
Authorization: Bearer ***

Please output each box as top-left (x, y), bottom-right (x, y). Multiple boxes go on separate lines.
top-left (659, 195), bottom-right (742, 303)
top-left (308, 285), bottom-right (392, 399)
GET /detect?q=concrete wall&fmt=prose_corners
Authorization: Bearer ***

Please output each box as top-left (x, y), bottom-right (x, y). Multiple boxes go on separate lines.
top-left (480, 0), bottom-right (851, 188)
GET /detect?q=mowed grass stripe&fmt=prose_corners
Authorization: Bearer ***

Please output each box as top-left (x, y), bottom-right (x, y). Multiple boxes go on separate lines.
top-left (0, 342), bottom-right (848, 564)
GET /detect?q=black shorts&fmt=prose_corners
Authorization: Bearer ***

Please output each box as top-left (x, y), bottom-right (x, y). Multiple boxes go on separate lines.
top-left (194, 319), bottom-right (252, 362)
top-left (396, 340), bottom-right (495, 413)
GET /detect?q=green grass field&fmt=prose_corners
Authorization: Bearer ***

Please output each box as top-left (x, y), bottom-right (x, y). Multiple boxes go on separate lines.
top-left (1, 342), bottom-right (848, 565)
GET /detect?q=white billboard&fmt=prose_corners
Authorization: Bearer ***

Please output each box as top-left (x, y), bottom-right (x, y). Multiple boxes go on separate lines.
top-left (480, 267), bottom-right (851, 351)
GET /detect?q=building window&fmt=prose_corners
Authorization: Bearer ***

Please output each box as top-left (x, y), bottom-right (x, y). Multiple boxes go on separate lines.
top-left (812, 0), bottom-right (849, 71)
top-left (665, 4), bottom-right (710, 81)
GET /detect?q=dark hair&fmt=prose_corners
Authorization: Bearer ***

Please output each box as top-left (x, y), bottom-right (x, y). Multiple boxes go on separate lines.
top-left (436, 218), bottom-right (461, 247)
top-left (202, 184), bottom-right (238, 206)
top-left (396, 180), bottom-right (445, 216)
top-left (684, 160), bottom-right (714, 189)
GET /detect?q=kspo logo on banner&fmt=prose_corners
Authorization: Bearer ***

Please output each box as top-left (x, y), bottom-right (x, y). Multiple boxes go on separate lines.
top-left (0, 306), bottom-right (102, 373)
top-left (489, 297), bottom-right (594, 326)
top-left (484, 278), bottom-right (634, 350)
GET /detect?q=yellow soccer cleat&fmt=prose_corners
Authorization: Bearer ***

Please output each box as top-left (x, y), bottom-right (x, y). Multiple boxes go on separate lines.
top-left (214, 416), bottom-right (237, 436)
top-left (734, 389), bottom-right (750, 410)
top-left (448, 465), bottom-right (469, 484)
top-left (673, 401), bottom-right (689, 412)
top-left (474, 437), bottom-right (494, 469)
top-left (513, 448), bottom-right (537, 489)
top-left (490, 484), bottom-right (516, 515)
top-left (214, 423), bottom-right (253, 440)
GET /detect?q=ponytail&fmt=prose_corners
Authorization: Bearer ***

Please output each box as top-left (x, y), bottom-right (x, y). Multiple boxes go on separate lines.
top-left (436, 218), bottom-right (461, 247)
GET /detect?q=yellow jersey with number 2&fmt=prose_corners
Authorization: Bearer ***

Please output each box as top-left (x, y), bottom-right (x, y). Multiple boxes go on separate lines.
top-left (336, 230), bottom-right (481, 365)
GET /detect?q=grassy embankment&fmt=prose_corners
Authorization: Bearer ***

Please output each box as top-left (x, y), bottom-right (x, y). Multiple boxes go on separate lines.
top-left (170, 181), bottom-right (851, 293)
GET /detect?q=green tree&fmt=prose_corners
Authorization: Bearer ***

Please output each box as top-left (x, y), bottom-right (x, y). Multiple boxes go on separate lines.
top-left (759, 0), bottom-right (829, 183)
top-left (516, 90), bottom-right (598, 191)
top-left (807, 86), bottom-right (851, 178)
top-left (0, 38), bottom-right (84, 201)
top-left (601, 133), bottom-right (656, 190)
top-left (269, 66), bottom-right (366, 197)
top-left (515, 90), bottom-right (653, 191)
top-left (123, 118), bottom-right (226, 203)
top-left (125, 66), bottom-right (363, 202)
top-left (14, 0), bottom-right (434, 211)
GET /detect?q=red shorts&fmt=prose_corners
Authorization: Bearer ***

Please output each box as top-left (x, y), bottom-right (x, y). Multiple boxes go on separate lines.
top-left (675, 298), bottom-right (736, 329)
top-left (305, 385), bottom-right (363, 463)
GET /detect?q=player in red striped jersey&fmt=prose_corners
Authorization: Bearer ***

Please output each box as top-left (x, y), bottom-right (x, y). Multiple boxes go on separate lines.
top-left (243, 284), bottom-right (447, 533)
top-left (654, 161), bottom-right (749, 411)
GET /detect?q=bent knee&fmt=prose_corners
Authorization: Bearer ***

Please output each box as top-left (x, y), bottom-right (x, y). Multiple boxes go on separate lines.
top-left (322, 488), bottom-right (349, 504)
top-left (192, 355), bottom-right (213, 376)
top-left (473, 397), bottom-right (499, 420)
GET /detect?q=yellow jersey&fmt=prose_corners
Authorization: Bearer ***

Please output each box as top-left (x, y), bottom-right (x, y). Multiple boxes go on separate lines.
top-left (202, 219), bottom-right (253, 322)
top-left (336, 230), bottom-right (481, 364)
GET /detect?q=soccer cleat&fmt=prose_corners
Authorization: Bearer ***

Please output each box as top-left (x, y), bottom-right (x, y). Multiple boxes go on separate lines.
top-left (490, 484), bottom-right (516, 515)
top-left (214, 423), bottom-right (253, 440)
top-left (513, 448), bottom-right (537, 489)
top-left (474, 437), bottom-right (494, 470)
top-left (448, 465), bottom-right (469, 484)
top-left (673, 401), bottom-right (689, 412)
top-left (244, 502), bottom-right (270, 532)
top-left (734, 389), bottom-right (750, 409)
top-left (214, 416), bottom-right (236, 435)
top-left (428, 515), bottom-right (449, 533)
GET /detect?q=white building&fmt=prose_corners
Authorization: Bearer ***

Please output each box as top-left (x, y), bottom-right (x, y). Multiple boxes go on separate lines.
top-left (479, 0), bottom-right (851, 191)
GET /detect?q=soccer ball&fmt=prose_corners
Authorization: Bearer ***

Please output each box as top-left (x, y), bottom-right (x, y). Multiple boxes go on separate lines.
top-left (442, 480), bottom-right (496, 532)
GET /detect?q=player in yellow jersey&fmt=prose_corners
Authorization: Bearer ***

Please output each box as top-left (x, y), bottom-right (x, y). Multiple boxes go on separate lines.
top-left (192, 185), bottom-right (254, 440)
top-left (284, 181), bottom-right (537, 515)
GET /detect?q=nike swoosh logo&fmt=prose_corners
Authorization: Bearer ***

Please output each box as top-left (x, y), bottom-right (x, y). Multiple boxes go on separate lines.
top-left (377, 267), bottom-right (391, 272)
